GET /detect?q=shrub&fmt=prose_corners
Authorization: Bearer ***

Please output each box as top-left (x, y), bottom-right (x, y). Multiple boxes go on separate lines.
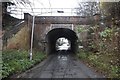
top-left (2, 50), bottom-right (46, 78)
top-left (77, 51), bottom-right (120, 78)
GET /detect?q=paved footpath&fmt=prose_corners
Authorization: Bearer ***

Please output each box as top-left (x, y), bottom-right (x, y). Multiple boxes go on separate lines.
top-left (12, 52), bottom-right (104, 78)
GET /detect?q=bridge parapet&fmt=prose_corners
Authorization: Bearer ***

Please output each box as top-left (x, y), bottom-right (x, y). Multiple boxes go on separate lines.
top-left (24, 13), bottom-right (95, 25)
top-left (35, 16), bottom-right (94, 25)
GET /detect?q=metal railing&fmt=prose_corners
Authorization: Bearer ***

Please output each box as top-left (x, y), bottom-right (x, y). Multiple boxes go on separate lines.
top-left (7, 7), bottom-right (80, 19)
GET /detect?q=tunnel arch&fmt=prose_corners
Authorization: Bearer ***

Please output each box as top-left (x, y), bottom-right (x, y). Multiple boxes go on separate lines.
top-left (46, 28), bottom-right (78, 54)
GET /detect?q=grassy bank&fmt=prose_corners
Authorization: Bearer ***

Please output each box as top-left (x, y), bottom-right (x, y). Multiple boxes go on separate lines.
top-left (2, 50), bottom-right (46, 78)
top-left (77, 50), bottom-right (120, 78)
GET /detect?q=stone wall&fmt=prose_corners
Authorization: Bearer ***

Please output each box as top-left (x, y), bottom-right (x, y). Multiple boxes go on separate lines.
top-left (33, 23), bottom-right (50, 51)
top-left (74, 25), bottom-right (90, 50)
top-left (2, 13), bottom-right (32, 50)
top-left (6, 23), bottom-right (30, 50)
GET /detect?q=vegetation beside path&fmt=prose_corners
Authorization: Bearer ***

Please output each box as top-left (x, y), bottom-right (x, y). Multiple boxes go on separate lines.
top-left (2, 50), bottom-right (46, 78)
top-left (77, 50), bottom-right (120, 78)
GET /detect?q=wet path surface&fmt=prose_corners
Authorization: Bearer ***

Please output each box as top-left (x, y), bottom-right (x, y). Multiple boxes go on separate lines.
top-left (15, 51), bottom-right (103, 78)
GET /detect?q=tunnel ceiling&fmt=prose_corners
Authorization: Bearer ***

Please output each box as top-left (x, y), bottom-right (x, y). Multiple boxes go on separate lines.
top-left (46, 28), bottom-right (78, 42)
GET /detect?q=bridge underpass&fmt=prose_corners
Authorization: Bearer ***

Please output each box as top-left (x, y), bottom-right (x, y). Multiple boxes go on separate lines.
top-left (46, 28), bottom-right (78, 54)
top-left (24, 14), bottom-right (95, 54)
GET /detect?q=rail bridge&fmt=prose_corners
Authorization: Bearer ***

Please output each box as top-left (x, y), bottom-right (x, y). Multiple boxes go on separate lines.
top-left (24, 13), bottom-right (95, 54)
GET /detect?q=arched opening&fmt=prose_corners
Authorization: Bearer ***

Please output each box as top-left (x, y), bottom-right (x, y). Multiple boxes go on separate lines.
top-left (46, 28), bottom-right (78, 54)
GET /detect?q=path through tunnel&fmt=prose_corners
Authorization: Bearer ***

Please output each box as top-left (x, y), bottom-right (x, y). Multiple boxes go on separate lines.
top-left (46, 28), bottom-right (78, 54)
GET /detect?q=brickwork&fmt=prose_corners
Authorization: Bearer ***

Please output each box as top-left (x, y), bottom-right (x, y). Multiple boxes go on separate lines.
top-left (24, 13), bottom-right (93, 52)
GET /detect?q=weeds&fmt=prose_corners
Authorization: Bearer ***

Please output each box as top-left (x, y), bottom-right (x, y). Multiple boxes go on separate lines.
top-left (77, 50), bottom-right (120, 78)
top-left (2, 50), bottom-right (46, 78)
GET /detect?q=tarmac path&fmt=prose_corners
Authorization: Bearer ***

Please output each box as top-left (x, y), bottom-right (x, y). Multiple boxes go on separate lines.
top-left (13, 51), bottom-right (103, 78)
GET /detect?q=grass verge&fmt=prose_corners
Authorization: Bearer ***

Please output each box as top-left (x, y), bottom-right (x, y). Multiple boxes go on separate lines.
top-left (2, 50), bottom-right (47, 78)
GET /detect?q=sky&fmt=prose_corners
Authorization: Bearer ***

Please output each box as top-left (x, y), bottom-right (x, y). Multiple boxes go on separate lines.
top-left (32, 0), bottom-right (79, 8)
top-left (9, 0), bottom-right (120, 18)
top-left (9, 0), bottom-right (80, 18)
top-left (31, 0), bottom-right (79, 16)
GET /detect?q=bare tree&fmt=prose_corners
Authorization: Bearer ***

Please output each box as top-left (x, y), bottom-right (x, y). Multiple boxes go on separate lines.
top-left (76, 2), bottom-right (100, 17)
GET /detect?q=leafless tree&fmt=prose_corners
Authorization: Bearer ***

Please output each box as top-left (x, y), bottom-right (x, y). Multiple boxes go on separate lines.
top-left (76, 2), bottom-right (100, 17)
